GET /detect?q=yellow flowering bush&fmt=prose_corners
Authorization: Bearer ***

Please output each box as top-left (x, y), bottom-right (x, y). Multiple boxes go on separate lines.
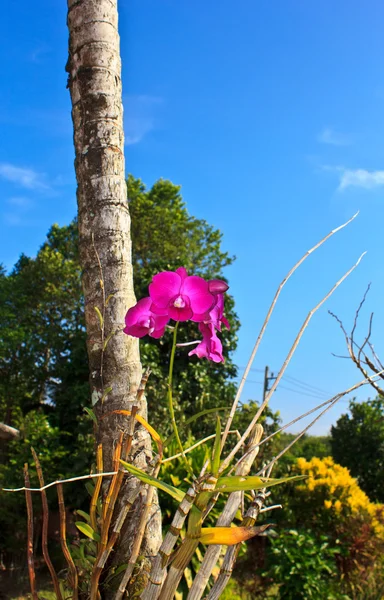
top-left (294, 456), bottom-right (384, 538)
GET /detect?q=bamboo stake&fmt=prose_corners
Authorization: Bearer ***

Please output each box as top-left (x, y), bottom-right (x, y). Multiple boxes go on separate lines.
top-left (187, 425), bottom-right (264, 600)
top-left (24, 464), bottom-right (38, 600)
top-left (157, 476), bottom-right (218, 600)
top-left (57, 483), bottom-right (78, 600)
top-left (31, 448), bottom-right (63, 600)
top-left (204, 488), bottom-right (269, 600)
top-left (141, 483), bottom-right (199, 600)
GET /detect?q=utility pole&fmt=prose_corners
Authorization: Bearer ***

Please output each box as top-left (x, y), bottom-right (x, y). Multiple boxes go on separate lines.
top-left (263, 365), bottom-right (276, 403)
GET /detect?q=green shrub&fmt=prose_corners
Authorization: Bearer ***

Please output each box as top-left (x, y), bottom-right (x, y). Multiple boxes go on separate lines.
top-left (265, 529), bottom-right (343, 599)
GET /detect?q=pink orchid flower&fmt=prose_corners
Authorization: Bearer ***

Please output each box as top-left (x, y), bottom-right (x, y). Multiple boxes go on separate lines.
top-left (192, 292), bottom-right (230, 330)
top-left (123, 297), bottom-right (169, 339)
top-left (149, 267), bottom-right (221, 322)
top-left (188, 323), bottom-right (225, 363)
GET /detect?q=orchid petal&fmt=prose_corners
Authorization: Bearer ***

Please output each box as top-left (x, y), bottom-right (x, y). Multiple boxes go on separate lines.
top-left (182, 276), bottom-right (215, 314)
top-left (149, 271), bottom-right (181, 308)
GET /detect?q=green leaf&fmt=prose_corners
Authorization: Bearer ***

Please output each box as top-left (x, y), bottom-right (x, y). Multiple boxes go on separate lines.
top-left (101, 386), bottom-right (113, 404)
top-left (94, 306), bottom-right (103, 329)
top-left (211, 414), bottom-right (222, 477)
top-left (103, 330), bottom-right (116, 351)
top-left (104, 563), bottom-right (128, 583)
top-left (105, 293), bottom-right (115, 306)
top-left (213, 474), bottom-right (307, 494)
top-left (75, 509), bottom-right (91, 523)
top-left (85, 482), bottom-right (95, 497)
top-left (83, 407), bottom-right (98, 425)
top-left (75, 522), bottom-right (100, 542)
top-left (120, 460), bottom-right (185, 503)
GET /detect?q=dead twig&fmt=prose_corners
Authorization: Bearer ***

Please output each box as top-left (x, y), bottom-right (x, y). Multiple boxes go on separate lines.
top-left (329, 285), bottom-right (384, 396)
top-left (24, 464), bottom-right (38, 600)
top-left (31, 448), bottom-right (63, 600)
top-left (220, 212), bottom-right (359, 450)
top-left (220, 251), bottom-right (366, 473)
top-left (257, 371), bottom-right (384, 475)
top-left (57, 483), bottom-right (78, 600)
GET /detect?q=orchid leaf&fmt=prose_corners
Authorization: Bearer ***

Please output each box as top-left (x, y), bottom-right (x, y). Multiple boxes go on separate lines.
top-left (83, 407), bottom-right (98, 425)
top-left (103, 330), bottom-right (116, 351)
top-left (75, 509), bottom-right (91, 523)
top-left (75, 522), bottom-right (100, 542)
top-left (101, 386), bottom-right (113, 404)
top-left (94, 306), bottom-right (103, 329)
top-left (213, 474), bottom-right (307, 494)
top-left (120, 460), bottom-right (184, 503)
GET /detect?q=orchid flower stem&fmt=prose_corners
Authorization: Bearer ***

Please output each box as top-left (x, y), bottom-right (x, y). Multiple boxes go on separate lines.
top-left (168, 322), bottom-right (194, 477)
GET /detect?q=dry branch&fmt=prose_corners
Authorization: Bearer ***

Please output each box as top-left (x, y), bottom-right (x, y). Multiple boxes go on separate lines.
top-left (220, 251), bottom-right (366, 473)
top-left (31, 448), bottom-right (63, 600)
top-left (57, 483), bottom-right (78, 600)
top-left (24, 464), bottom-right (38, 600)
top-left (330, 286), bottom-right (384, 396)
top-left (220, 212), bottom-right (359, 450)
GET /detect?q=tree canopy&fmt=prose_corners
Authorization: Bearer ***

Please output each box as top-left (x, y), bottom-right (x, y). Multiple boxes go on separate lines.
top-left (331, 397), bottom-right (384, 503)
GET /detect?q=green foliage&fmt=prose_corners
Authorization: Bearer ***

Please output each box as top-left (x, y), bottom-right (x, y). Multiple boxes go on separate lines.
top-left (331, 396), bottom-right (384, 502)
top-left (277, 432), bottom-right (331, 462)
top-left (0, 410), bottom-right (76, 556)
top-left (265, 529), bottom-right (342, 599)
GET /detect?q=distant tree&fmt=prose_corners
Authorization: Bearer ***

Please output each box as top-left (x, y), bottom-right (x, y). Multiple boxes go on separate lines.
top-left (331, 397), bottom-right (384, 502)
top-left (276, 433), bottom-right (332, 463)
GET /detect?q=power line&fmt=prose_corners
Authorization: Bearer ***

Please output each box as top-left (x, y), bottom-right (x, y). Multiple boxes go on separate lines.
top-left (236, 378), bottom-right (328, 400)
top-left (237, 365), bottom-right (330, 398)
top-left (282, 374), bottom-right (329, 396)
top-left (277, 384), bottom-right (328, 400)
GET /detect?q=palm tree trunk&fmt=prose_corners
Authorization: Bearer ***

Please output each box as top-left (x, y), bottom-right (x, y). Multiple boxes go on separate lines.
top-left (66, 0), bottom-right (161, 587)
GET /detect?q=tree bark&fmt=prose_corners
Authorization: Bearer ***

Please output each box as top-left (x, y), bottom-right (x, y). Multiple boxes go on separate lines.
top-left (66, 0), bottom-right (161, 588)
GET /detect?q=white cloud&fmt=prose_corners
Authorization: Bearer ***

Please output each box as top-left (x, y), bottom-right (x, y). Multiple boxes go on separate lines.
top-left (125, 117), bottom-right (155, 145)
top-left (29, 43), bottom-right (51, 63)
top-left (0, 163), bottom-right (49, 190)
top-left (6, 196), bottom-right (33, 208)
top-left (3, 213), bottom-right (23, 226)
top-left (2, 196), bottom-right (34, 227)
top-left (338, 168), bottom-right (384, 191)
top-left (123, 95), bottom-right (162, 145)
top-left (317, 127), bottom-right (350, 146)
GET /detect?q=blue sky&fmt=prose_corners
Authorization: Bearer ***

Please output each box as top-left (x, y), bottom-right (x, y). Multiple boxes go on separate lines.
top-left (1, 0), bottom-right (384, 434)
